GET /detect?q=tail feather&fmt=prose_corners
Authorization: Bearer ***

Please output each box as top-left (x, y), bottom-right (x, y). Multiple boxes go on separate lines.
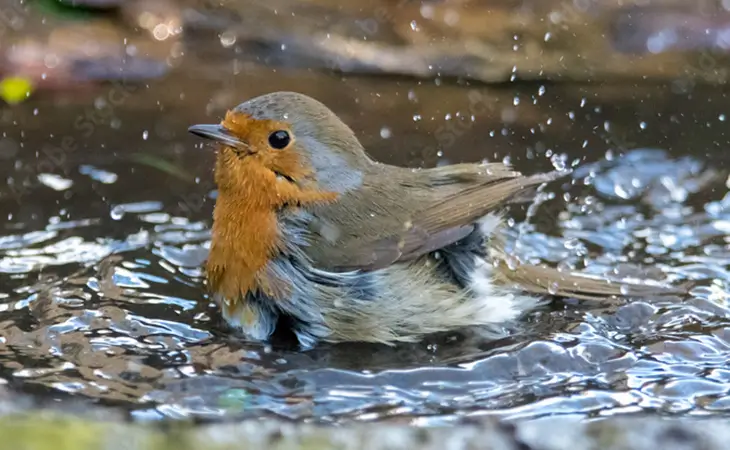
top-left (488, 231), bottom-right (691, 302)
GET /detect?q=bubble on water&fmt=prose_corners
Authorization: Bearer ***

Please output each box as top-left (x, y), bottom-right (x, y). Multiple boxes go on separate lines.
top-left (619, 284), bottom-right (630, 295)
top-left (380, 127), bottom-right (392, 139)
top-left (142, 130), bottom-right (149, 140)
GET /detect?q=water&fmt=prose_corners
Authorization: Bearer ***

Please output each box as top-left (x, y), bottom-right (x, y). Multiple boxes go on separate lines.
top-left (2, 53), bottom-right (730, 424)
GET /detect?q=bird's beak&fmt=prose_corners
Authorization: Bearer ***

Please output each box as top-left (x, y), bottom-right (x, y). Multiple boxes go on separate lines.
top-left (188, 124), bottom-right (252, 153)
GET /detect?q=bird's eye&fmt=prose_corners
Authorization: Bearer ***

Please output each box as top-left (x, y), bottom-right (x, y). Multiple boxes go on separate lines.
top-left (268, 130), bottom-right (291, 149)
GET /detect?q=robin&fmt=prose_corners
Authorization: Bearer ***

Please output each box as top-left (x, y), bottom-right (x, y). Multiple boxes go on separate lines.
top-left (188, 91), bottom-right (686, 347)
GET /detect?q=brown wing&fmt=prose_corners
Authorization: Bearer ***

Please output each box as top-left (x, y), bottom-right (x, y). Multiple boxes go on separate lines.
top-left (324, 163), bottom-right (564, 271)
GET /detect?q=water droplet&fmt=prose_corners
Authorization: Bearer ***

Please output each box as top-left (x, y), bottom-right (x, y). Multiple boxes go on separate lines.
top-left (548, 282), bottom-right (559, 295)
top-left (544, 32), bottom-right (552, 42)
top-left (219, 30), bottom-right (237, 48)
top-left (142, 130), bottom-right (149, 140)
top-left (538, 85), bottom-right (546, 96)
top-left (513, 96), bottom-right (520, 106)
top-left (110, 205), bottom-right (124, 220)
top-left (619, 284), bottom-right (630, 296)
top-left (639, 121), bottom-right (647, 130)
top-left (720, 114), bottom-right (726, 121)
top-left (412, 114), bottom-right (422, 121)
top-left (410, 20), bottom-right (419, 31)
top-left (380, 127), bottom-right (392, 139)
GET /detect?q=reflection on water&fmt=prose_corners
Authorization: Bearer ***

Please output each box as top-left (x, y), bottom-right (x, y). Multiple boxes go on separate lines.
top-left (1, 57), bottom-right (730, 423)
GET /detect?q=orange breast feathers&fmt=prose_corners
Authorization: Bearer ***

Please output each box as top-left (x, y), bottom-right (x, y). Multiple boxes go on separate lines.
top-left (205, 114), bottom-right (338, 305)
